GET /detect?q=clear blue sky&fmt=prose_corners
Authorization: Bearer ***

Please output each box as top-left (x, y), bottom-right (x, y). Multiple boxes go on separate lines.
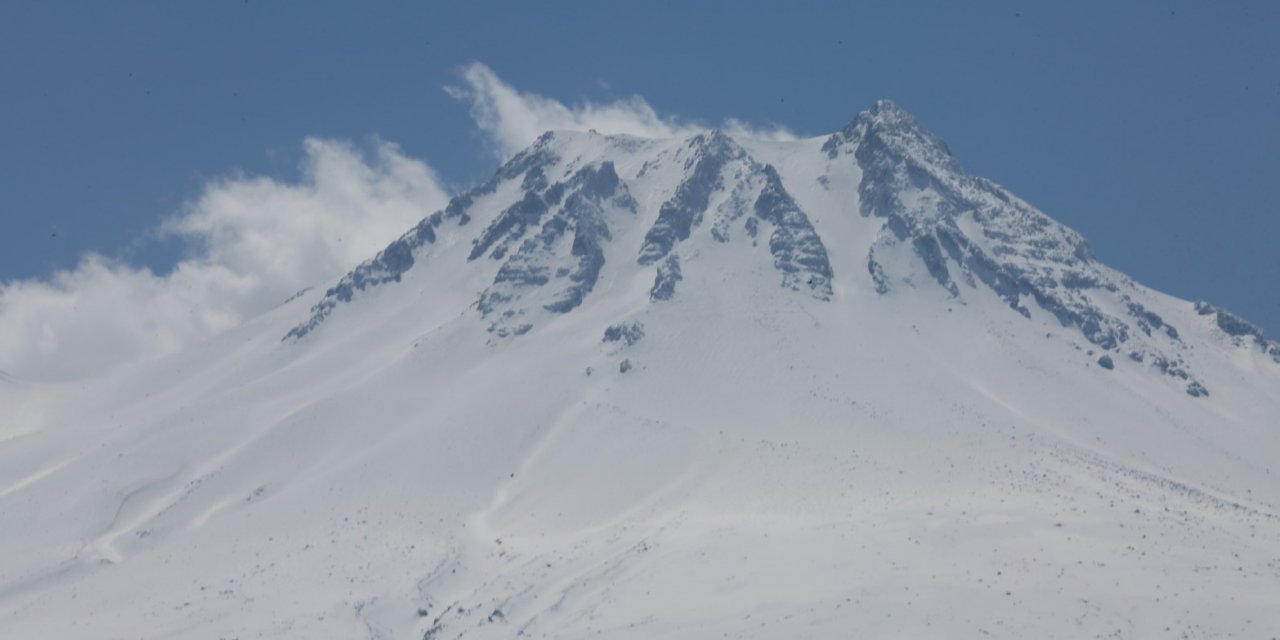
top-left (2, 1), bottom-right (1278, 333)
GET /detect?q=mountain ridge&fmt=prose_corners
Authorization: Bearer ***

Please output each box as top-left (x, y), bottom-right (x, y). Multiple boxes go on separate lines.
top-left (284, 100), bottom-right (1278, 396)
top-left (2, 101), bottom-right (1277, 640)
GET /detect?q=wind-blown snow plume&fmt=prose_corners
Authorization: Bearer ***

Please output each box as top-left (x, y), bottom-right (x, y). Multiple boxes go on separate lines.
top-left (446, 61), bottom-right (796, 158)
top-left (0, 139), bottom-right (448, 381)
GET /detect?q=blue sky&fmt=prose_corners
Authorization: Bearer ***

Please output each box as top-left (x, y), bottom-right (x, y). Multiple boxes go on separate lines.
top-left (1, 1), bottom-right (1278, 376)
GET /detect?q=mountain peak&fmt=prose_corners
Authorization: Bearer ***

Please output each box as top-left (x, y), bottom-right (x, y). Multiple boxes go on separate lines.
top-left (281, 98), bottom-right (1279, 398)
top-left (8, 93), bottom-right (1280, 640)
top-left (823, 99), bottom-right (957, 172)
top-left (859, 98), bottom-right (917, 126)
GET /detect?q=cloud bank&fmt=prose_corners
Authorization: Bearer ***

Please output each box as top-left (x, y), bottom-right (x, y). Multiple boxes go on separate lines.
top-left (0, 139), bottom-right (447, 381)
top-left (0, 62), bottom-right (795, 382)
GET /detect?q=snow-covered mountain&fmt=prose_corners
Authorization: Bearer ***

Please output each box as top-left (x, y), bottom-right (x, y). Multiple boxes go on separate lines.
top-left (2, 101), bottom-right (1278, 639)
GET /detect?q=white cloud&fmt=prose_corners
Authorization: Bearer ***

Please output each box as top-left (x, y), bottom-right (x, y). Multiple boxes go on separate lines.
top-left (447, 62), bottom-right (796, 158)
top-left (0, 139), bottom-right (449, 381)
top-left (0, 62), bottom-right (798, 382)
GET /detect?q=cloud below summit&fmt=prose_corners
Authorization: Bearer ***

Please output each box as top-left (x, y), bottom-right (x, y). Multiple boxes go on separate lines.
top-left (0, 139), bottom-right (447, 381)
top-left (0, 63), bottom-right (795, 382)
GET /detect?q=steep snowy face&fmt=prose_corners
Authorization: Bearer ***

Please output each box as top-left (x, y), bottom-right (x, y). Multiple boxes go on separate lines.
top-left (287, 128), bottom-right (836, 341)
top-left (633, 131), bottom-right (833, 300)
top-left (470, 160), bottom-right (635, 334)
top-left (828, 100), bottom-right (1098, 314)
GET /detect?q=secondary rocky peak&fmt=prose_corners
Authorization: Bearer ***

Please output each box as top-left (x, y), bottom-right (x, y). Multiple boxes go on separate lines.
top-left (816, 101), bottom-right (1218, 395)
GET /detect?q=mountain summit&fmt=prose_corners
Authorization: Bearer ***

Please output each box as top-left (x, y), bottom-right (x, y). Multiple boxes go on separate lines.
top-left (2, 102), bottom-right (1278, 639)
top-left (289, 100), bottom-right (1276, 396)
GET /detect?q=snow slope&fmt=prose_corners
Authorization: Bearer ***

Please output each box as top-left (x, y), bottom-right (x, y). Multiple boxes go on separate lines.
top-left (1, 101), bottom-right (1278, 639)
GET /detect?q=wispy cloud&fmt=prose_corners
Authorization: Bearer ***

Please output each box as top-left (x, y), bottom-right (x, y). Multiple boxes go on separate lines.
top-left (0, 63), bottom-right (797, 382)
top-left (446, 61), bottom-right (796, 158)
top-left (0, 139), bottom-right (448, 381)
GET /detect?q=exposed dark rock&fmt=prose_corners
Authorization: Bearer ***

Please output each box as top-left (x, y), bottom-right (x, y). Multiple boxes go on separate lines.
top-left (521, 166), bottom-right (548, 192)
top-left (867, 249), bottom-right (890, 294)
top-left (836, 100), bottom-right (1138, 355)
top-left (1153, 355), bottom-right (1190, 380)
top-left (1194, 300), bottom-right (1280, 362)
top-left (470, 190), bottom-right (555, 261)
top-left (1125, 300), bottom-right (1179, 340)
top-left (911, 233), bottom-right (959, 297)
top-left (752, 165), bottom-right (834, 300)
top-left (635, 132), bottom-right (834, 300)
top-left (283, 135), bottom-right (563, 340)
top-left (650, 255), bottom-right (682, 302)
top-left (492, 253), bottom-right (551, 287)
top-left (286, 107), bottom-right (1277, 408)
top-left (1200, 301), bottom-right (1266, 340)
top-left (603, 321), bottom-right (645, 346)
top-left (637, 132), bottom-right (741, 265)
top-left (478, 162), bottom-right (632, 325)
top-left (284, 212), bottom-right (442, 340)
